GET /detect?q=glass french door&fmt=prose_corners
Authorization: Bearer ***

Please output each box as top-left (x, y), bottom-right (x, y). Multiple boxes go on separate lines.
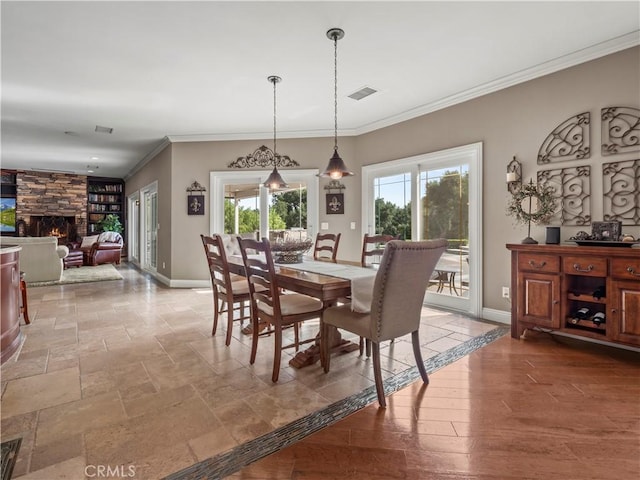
top-left (141, 182), bottom-right (158, 272)
top-left (362, 143), bottom-right (482, 316)
top-left (127, 192), bottom-right (140, 264)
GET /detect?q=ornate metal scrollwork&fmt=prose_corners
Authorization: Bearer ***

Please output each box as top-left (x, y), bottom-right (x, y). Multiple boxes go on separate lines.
top-left (228, 145), bottom-right (300, 169)
top-left (601, 107), bottom-right (640, 156)
top-left (537, 166), bottom-right (590, 226)
top-left (603, 159), bottom-right (640, 225)
top-left (537, 112), bottom-right (590, 164)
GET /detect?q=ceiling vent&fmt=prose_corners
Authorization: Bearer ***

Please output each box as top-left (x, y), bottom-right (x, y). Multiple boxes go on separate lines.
top-left (348, 86), bottom-right (377, 101)
top-left (95, 125), bottom-right (114, 134)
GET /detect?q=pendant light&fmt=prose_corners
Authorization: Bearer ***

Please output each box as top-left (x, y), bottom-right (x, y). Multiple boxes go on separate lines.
top-left (263, 75), bottom-right (288, 190)
top-left (319, 28), bottom-right (354, 179)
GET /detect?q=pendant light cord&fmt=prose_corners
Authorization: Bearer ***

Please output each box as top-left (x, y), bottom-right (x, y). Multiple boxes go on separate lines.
top-left (273, 77), bottom-right (278, 162)
top-left (333, 33), bottom-right (338, 152)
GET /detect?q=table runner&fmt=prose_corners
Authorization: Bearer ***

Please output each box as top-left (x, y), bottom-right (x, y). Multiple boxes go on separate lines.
top-left (281, 259), bottom-right (377, 313)
top-left (229, 255), bottom-right (377, 313)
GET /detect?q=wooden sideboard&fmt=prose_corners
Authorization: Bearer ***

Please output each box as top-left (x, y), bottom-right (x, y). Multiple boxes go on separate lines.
top-left (506, 243), bottom-right (640, 348)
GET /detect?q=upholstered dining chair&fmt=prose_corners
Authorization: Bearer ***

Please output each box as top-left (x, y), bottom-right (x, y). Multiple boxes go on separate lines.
top-left (359, 233), bottom-right (400, 354)
top-left (238, 236), bottom-right (324, 382)
top-left (313, 232), bottom-right (341, 263)
top-left (361, 233), bottom-right (398, 268)
top-left (321, 239), bottom-right (447, 407)
top-left (200, 234), bottom-right (252, 345)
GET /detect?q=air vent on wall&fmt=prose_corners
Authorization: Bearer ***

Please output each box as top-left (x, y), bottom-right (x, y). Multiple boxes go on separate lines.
top-left (95, 125), bottom-right (114, 134)
top-left (348, 86), bottom-right (377, 101)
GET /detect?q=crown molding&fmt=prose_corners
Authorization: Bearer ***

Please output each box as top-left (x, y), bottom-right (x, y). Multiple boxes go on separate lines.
top-left (125, 136), bottom-right (171, 180)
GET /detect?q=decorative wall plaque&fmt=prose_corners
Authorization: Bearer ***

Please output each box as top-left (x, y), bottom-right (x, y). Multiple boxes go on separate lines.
top-left (601, 107), bottom-right (640, 156)
top-left (537, 112), bottom-right (590, 164)
top-left (537, 166), bottom-right (591, 226)
top-left (603, 159), bottom-right (640, 225)
top-left (186, 181), bottom-right (206, 216)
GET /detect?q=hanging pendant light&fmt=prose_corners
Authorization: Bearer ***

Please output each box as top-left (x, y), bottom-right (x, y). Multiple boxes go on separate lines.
top-left (319, 28), bottom-right (354, 179)
top-left (263, 75), bottom-right (288, 190)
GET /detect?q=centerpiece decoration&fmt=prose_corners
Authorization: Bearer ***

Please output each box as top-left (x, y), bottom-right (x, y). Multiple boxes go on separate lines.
top-left (270, 238), bottom-right (313, 264)
top-left (506, 179), bottom-right (557, 244)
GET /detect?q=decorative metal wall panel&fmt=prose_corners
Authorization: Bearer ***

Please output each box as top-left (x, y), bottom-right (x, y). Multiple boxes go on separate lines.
top-left (537, 112), bottom-right (590, 164)
top-left (603, 159), bottom-right (640, 225)
top-left (601, 107), bottom-right (640, 156)
top-left (537, 166), bottom-right (590, 225)
top-left (228, 145), bottom-right (299, 169)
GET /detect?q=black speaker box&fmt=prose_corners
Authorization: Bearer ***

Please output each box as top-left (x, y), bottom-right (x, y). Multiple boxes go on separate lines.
top-left (545, 227), bottom-right (560, 244)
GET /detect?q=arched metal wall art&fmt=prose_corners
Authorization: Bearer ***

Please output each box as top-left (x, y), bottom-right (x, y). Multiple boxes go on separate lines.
top-left (537, 112), bottom-right (590, 164)
top-left (537, 166), bottom-right (591, 226)
top-left (601, 107), bottom-right (640, 156)
top-left (603, 159), bottom-right (640, 225)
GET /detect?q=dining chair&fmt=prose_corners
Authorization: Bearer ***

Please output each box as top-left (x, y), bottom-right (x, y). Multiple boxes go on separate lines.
top-left (361, 233), bottom-right (398, 268)
top-left (321, 238), bottom-right (447, 407)
top-left (238, 236), bottom-right (324, 382)
top-left (200, 234), bottom-right (252, 345)
top-left (358, 233), bottom-right (401, 354)
top-left (313, 232), bottom-right (341, 263)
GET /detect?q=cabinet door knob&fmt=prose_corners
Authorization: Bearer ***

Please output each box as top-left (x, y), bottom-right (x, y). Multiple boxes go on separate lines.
top-left (573, 263), bottom-right (594, 273)
top-left (528, 260), bottom-right (546, 269)
top-left (611, 308), bottom-right (617, 314)
top-left (627, 266), bottom-right (640, 277)
top-left (552, 300), bottom-right (559, 305)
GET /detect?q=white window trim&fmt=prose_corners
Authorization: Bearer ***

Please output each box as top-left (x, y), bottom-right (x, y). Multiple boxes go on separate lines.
top-left (361, 142), bottom-right (483, 316)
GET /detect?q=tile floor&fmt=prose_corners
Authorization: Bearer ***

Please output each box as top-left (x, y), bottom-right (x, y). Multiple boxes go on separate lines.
top-left (1, 263), bottom-right (500, 479)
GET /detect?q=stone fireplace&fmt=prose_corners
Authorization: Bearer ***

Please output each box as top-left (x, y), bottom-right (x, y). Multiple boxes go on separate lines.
top-left (15, 171), bottom-right (88, 239)
top-left (28, 215), bottom-right (78, 244)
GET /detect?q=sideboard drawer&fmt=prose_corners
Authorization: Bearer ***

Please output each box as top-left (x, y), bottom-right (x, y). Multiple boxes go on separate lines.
top-left (518, 253), bottom-right (560, 273)
top-left (562, 256), bottom-right (607, 277)
top-left (611, 257), bottom-right (640, 280)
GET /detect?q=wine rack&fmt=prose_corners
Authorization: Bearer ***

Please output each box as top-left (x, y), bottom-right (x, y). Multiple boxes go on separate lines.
top-left (565, 275), bottom-right (607, 334)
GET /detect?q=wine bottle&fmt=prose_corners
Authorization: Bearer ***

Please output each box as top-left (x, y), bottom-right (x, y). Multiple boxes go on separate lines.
top-left (592, 312), bottom-right (606, 326)
top-left (573, 307), bottom-right (590, 319)
top-left (592, 285), bottom-right (606, 300)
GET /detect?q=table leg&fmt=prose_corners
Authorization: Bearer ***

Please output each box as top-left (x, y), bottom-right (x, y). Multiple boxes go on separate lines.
top-left (289, 326), bottom-right (359, 369)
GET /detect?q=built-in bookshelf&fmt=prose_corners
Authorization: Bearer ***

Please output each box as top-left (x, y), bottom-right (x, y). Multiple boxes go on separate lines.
top-left (87, 177), bottom-right (125, 236)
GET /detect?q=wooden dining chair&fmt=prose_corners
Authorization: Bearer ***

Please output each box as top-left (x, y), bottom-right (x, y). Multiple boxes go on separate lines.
top-left (321, 239), bottom-right (447, 407)
top-left (200, 234), bottom-right (252, 345)
top-left (238, 237), bottom-right (324, 382)
top-left (361, 233), bottom-right (398, 268)
top-left (313, 232), bottom-right (341, 263)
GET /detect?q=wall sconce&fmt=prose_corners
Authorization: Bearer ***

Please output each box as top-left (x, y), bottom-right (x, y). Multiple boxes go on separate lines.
top-left (506, 156), bottom-right (522, 194)
top-left (186, 181), bottom-right (206, 215)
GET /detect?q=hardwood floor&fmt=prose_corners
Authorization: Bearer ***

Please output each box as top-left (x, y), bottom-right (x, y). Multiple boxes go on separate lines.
top-left (229, 330), bottom-right (640, 480)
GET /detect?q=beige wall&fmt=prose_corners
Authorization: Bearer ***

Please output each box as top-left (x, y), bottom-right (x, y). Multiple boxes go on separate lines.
top-left (126, 46), bottom-right (640, 312)
top-left (167, 136), bottom-right (358, 281)
top-left (354, 46), bottom-right (639, 311)
top-left (126, 144), bottom-right (173, 277)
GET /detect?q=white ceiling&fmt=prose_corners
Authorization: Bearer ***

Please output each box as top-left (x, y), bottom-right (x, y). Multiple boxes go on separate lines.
top-left (2, 1), bottom-right (639, 179)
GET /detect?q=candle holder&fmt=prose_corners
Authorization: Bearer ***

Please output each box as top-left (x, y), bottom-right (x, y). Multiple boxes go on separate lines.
top-left (506, 156), bottom-right (522, 194)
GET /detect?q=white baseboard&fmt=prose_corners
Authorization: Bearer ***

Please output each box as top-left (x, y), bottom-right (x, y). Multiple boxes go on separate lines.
top-left (168, 278), bottom-right (210, 288)
top-left (481, 308), bottom-right (511, 324)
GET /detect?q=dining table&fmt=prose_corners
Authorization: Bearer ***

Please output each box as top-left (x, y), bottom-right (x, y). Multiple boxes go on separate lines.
top-left (226, 254), bottom-right (378, 368)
